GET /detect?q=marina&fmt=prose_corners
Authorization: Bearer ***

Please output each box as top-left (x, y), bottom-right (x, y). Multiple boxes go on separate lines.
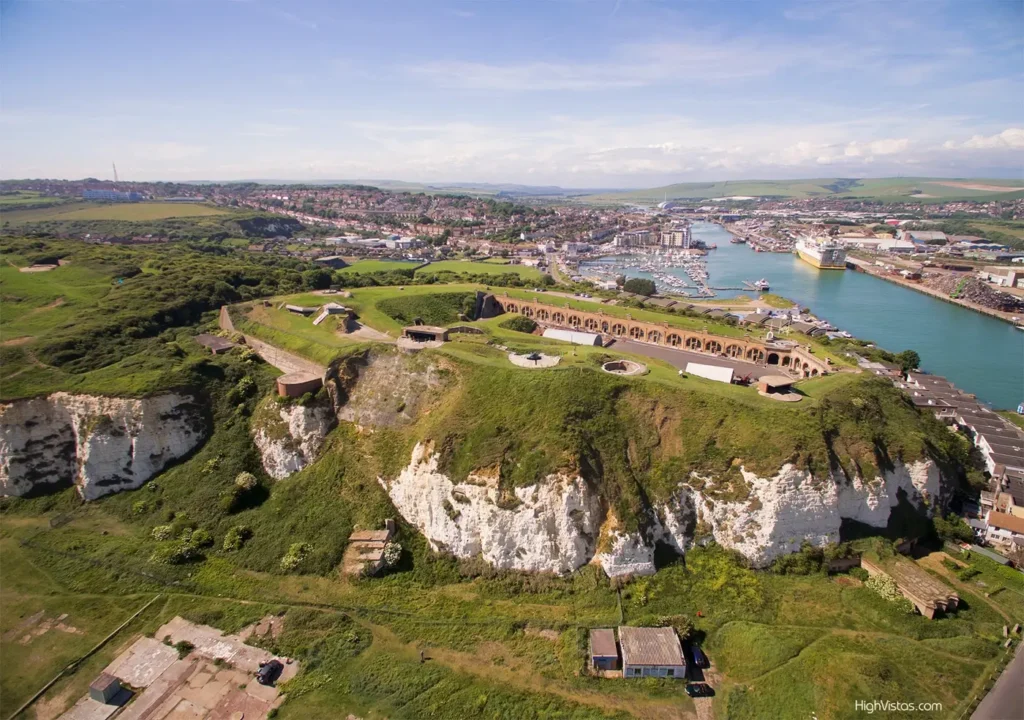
top-left (580, 222), bottom-right (1023, 408)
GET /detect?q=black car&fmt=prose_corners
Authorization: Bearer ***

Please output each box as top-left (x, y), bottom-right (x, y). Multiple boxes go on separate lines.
top-left (685, 683), bottom-right (715, 698)
top-left (256, 659), bottom-right (284, 686)
top-left (689, 643), bottom-right (709, 668)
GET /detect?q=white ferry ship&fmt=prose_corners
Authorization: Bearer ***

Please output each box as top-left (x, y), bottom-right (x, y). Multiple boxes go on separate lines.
top-left (795, 237), bottom-right (847, 269)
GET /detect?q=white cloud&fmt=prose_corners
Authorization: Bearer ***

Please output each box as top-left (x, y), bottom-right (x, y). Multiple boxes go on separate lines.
top-left (944, 128), bottom-right (1024, 150)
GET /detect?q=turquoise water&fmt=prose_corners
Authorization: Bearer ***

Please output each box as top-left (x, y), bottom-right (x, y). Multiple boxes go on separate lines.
top-left (581, 222), bottom-right (1023, 408)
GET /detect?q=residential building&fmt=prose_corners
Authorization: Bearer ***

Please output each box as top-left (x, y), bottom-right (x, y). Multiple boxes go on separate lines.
top-left (985, 511), bottom-right (1024, 552)
top-left (618, 627), bottom-right (686, 679)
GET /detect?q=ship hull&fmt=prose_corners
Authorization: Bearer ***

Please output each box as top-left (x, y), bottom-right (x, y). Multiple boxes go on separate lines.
top-left (796, 247), bottom-right (846, 269)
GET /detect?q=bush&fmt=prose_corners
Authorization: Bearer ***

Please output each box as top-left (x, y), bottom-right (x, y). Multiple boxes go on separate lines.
top-left (849, 567), bottom-right (869, 581)
top-left (865, 574), bottom-right (915, 613)
top-left (383, 542), bottom-right (402, 567)
top-left (235, 472), bottom-right (258, 491)
top-left (174, 640), bottom-right (195, 658)
top-left (223, 525), bottom-right (253, 552)
top-left (281, 542), bottom-right (312, 572)
top-left (499, 315), bottom-right (537, 334)
top-left (151, 524), bottom-right (174, 541)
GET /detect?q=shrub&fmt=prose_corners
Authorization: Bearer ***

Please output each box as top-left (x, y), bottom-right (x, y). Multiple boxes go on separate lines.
top-left (190, 528), bottom-right (214, 548)
top-left (151, 525), bottom-right (174, 541)
top-left (281, 542), bottom-right (312, 572)
top-left (499, 315), bottom-right (537, 334)
top-left (383, 542), bottom-right (402, 567)
top-left (235, 472), bottom-right (258, 491)
top-left (865, 574), bottom-right (914, 613)
top-left (174, 640), bottom-right (195, 658)
top-left (223, 525), bottom-right (253, 552)
top-left (849, 567), bottom-right (869, 581)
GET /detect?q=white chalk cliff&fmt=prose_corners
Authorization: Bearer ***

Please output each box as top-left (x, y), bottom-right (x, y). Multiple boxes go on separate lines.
top-left (674, 460), bottom-right (942, 567)
top-left (252, 399), bottom-right (335, 480)
top-left (380, 442), bottom-right (603, 574)
top-left (382, 444), bottom-right (946, 574)
top-left (0, 392), bottom-right (205, 500)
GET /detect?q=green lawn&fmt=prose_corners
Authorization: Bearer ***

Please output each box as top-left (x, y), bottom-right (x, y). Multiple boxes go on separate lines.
top-left (0, 191), bottom-right (71, 208)
top-left (416, 259), bottom-right (544, 280)
top-left (336, 259), bottom-right (422, 274)
top-left (1, 202), bottom-right (229, 223)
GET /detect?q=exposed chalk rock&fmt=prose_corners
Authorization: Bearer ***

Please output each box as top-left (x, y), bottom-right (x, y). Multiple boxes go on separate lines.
top-left (380, 442), bottom-right (603, 574)
top-left (661, 460), bottom-right (945, 568)
top-left (383, 443), bottom-right (948, 574)
top-left (252, 397), bottom-right (335, 480)
top-left (0, 392), bottom-right (205, 500)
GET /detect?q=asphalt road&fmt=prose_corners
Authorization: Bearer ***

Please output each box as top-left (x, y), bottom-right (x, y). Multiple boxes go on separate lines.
top-left (611, 338), bottom-right (778, 380)
top-left (972, 643), bottom-right (1023, 720)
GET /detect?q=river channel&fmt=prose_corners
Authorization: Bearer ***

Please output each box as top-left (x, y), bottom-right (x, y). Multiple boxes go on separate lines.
top-left (579, 222), bottom-right (1023, 408)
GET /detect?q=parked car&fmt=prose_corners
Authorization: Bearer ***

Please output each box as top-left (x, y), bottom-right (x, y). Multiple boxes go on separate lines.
top-left (256, 659), bottom-right (283, 686)
top-left (689, 643), bottom-right (709, 668)
top-left (685, 683), bottom-right (715, 698)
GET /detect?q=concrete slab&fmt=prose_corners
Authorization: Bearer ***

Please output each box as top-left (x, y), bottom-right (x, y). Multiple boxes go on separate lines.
top-left (57, 690), bottom-right (132, 720)
top-left (154, 617), bottom-right (275, 673)
top-left (105, 636), bottom-right (180, 687)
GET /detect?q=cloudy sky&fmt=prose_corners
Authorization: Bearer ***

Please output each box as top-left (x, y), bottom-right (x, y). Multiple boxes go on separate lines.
top-left (1, 0), bottom-right (1022, 187)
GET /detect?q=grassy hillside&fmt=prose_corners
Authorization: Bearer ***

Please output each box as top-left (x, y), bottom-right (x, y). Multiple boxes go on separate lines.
top-left (585, 177), bottom-right (1024, 204)
top-left (1, 201), bottom-right (229, 223)
top-left (1, 235), bottom-right (1014, 720)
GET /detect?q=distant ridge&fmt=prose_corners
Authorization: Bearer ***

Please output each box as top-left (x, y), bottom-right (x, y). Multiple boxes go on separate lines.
top-left (582, 177), bottom-right (1024, 204)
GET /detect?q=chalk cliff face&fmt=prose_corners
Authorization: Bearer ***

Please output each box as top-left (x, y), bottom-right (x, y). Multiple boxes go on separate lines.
top-left (382, 444), bottom-right (947, 575)
top-left (0, 393), bottom-right (205, 500)
top-left (380, 442), bottom-right (603, 574)
top-left (252, 398), bottom-right (335, 480)
top-left (675, 460), bottom-right (942, 567)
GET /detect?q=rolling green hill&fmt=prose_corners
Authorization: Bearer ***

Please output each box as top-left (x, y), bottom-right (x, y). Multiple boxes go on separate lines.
top-left (584, 177), bottom-right (1024, 204)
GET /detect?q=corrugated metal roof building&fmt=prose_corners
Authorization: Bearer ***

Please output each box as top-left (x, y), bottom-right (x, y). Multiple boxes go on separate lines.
top-left (541, 328), bottom-right (602, 346)
top-left (619, 627), bottom-right (685, 679)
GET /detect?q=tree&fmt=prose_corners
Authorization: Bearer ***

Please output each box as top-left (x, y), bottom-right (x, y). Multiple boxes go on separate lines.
top-left (623, 277), bottom-right (656, 296)
top-left (933, 513), bottom-right (974, 544)
top-left (895, 349), bottom-right (920, 373)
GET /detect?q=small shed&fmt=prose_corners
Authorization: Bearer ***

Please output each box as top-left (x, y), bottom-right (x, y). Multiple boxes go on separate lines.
top-left (618, 627), bottom-right (685, 679)
top-left (589, 629), bottom-right (620, 670)
top-left (402, 325), bottom-right (449, 343)
top-left (89, 673), bottom-right (121, 704)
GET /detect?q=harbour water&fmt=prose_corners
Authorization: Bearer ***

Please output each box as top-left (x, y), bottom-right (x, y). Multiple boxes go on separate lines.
top-left (580, 222), bottom-right (1023, 408)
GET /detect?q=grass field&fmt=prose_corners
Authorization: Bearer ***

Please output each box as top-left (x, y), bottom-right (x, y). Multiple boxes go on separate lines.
top-left (416, 259), bottom-right (544, 280)
top-left (0, 191), bottom-right (70, 208)
top-left (1, 201), bottom-right (229, 223)
top-left (336, 259), bottom-right (422, 274)
top-left (585, 177), bottom-right (1024, 204)
top-left (2, 500), bottom-right (1017, 720)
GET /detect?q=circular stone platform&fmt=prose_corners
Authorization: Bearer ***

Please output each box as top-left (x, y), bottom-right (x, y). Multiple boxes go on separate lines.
top-left (508, 352), bottom-right (560, 368)
top-left (602, 360), bottom-right (647, 376)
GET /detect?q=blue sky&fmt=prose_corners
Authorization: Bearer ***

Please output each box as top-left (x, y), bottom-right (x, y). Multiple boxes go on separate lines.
top-left (1, 0), bottom-right (1022, 187)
